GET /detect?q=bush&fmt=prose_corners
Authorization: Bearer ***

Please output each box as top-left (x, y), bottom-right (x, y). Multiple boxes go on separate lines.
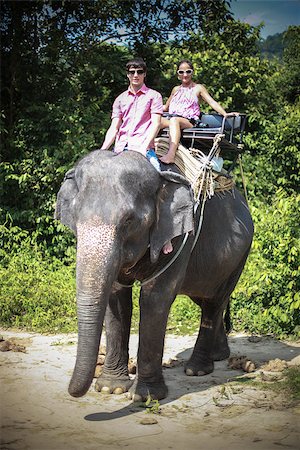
top-left (1, 190), bottom-right (299, 338)
top-left (167, 295), bottom-right (200, 334)
top-left (231, 190), bottom-right (300, 338)
top-left (0, 224), bottom-right (76, 332)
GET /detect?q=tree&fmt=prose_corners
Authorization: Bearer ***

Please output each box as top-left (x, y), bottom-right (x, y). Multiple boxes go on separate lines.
top-left (259, 32), bottom-right (285, 59)
top-left (281, 26), bottom-right (300, 103)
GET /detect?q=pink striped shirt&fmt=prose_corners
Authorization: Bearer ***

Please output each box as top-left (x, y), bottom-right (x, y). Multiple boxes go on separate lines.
top-left (169, 85), bottom-right (200, 120)
top-left (112, 84), bottom-right (163, 153)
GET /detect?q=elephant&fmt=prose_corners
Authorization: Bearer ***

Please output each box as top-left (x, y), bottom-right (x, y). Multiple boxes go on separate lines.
top-left (55, 149), bottom-right (254, 402)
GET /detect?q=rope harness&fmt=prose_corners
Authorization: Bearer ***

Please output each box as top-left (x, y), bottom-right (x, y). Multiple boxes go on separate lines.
top-left (117, 134), bottom-right (247, 288)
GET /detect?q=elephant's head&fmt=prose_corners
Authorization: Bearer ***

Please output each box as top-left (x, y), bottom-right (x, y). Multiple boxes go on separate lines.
top-left (55, 150), bottom-right (194, 397)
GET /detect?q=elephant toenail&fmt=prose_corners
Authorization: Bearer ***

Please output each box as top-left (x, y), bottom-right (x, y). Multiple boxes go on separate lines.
top-left (113, 387), bottom-right (124, 395)
top-left (132, 394), bottom-right (143, 402)
top-left (101, 386), bottom-right (111, 394)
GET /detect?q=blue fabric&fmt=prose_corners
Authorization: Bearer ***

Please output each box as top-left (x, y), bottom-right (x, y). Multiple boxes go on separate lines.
top-left (113, 146), bottom-right (161, 171)
top-left (146, 149), bottom-right (161, 171)
top-left (211, 156), bottom-right (224, 172)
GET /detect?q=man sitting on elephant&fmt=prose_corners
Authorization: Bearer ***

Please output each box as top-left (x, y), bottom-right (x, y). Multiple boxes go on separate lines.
top-left (99, 57), bottom-right (174, 253)
top-left (100, 57), bottom-right (163, 172)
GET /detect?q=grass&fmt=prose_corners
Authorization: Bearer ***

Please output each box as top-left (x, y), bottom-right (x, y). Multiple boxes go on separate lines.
top-left (231, 366), bottom-right (300, 402)
top-left (131, 286), bottom-right (200, 335)
top-left (269, 366), bottom-right (300, 401)
top-left (0, 245), bottom-right (298, 340)
top-left (0, 252), bottom-right (201, 334)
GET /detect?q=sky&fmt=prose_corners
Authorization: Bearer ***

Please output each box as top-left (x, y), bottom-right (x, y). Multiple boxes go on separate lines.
top-left (230, 0), bottom-right (300, 38)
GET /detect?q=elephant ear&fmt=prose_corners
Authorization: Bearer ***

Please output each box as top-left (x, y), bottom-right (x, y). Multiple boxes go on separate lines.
top-left (150, 170), bottom-right (194, 263)
top-left (54, 168), bottom-right (78, 233)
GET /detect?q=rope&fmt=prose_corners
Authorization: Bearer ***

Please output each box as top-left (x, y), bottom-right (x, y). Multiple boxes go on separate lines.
top-left (189, 134), bottom-right (224, 251)
top-left (115, 232), bottom-right (190, 288)
top-left (155, 134), bottom-right (234, 200)
top-left (191, 191), bottom-right (207, 252)
top-left (238, 154), bottom-right (249, 206)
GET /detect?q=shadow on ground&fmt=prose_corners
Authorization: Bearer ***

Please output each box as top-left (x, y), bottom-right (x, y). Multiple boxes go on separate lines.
top-left (84, 334), bottom-right (300, 422)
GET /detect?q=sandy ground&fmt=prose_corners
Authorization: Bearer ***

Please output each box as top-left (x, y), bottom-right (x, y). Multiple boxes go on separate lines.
top-left (0, 329), bottom-right (299, 450)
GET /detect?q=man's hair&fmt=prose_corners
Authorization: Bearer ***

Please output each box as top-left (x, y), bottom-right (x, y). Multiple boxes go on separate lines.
top-left (126, 57), bottom-right (147, 72)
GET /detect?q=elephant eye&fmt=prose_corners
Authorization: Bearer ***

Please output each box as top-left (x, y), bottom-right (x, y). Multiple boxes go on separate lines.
top-left (124, 218), bottom-right (133, 227)
top-left (123, 214), bottom-right (135, 228)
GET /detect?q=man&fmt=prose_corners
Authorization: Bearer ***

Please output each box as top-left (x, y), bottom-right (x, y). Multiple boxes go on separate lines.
top-left (100, 57), bottom-right (163, 170)
top-left (100, 58), bottom-right (173, 254)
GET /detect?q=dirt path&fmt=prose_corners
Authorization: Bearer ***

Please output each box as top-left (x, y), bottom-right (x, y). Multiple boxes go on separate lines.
top-left (1, 329), bottom-right (299, 450)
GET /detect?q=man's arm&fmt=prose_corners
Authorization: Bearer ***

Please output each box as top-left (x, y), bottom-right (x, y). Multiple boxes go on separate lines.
top-left (140, 113), bottom-right (162, 155)
top-left (100, 117), bottom-right (122, 150)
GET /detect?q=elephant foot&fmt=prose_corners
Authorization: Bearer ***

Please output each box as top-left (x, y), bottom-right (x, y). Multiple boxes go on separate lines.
top-left (127, 378), bottom-right (168, 402)
top-left (184, 358), bottom-right (214, 376)
top-left (213, 344), bottom-right (230, 361)
top-left (95, 375), bottom-right (133, 395)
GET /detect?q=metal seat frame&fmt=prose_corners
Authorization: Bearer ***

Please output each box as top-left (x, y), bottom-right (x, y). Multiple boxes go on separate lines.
top-left (159, 113), bottom-right (247, 154)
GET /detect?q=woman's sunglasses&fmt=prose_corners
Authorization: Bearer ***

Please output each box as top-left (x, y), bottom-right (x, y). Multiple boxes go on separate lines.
top-left (128, 69), bottom-right (145, 75)
top-left (177, 69), bottom-right (193, 75)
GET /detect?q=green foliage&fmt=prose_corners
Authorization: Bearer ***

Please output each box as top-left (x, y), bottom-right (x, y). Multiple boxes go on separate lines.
top-left (231, 190), bottom-right (300, 338)
top-left (0, 3), bottom-right (299, 338)
top-left (167, 296), bottom-right (200, 334)
top-left (242, 102), bottom-right (300, 201)
top-left (0, 260), bottom-right (76, 332)
top-left (259, 32), bottom-right (285, 59)
top-left (0, 227), bottom-right (76, 332)
top-left (281, 26), bottom-right (300, 103)
top-left (144, 397), bottom-right (161, 414)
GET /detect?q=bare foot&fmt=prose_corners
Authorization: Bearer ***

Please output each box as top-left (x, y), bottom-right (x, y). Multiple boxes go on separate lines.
top-left (159, 154), bottom-right (175, 164)
top-left (163, 241), bottom-right (173, 254)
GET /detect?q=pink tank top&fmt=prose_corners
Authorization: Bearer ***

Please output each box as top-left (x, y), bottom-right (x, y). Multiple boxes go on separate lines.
top-left (169, 85), bottom-right (200, 120)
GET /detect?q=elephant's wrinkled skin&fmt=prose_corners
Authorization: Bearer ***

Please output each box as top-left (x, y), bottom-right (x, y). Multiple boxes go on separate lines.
top-left (55, 150), bottom-right (253, 402)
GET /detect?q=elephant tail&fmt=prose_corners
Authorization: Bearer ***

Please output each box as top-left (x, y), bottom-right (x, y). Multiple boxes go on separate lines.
top-left (224, 303), bottom-right (232, 334)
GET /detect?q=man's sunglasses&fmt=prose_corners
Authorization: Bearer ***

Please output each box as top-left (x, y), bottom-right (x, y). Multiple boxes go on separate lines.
top-left (127, 69), bottom-right (145, 75)
top-left (177, 69), bottom-right (193, 75)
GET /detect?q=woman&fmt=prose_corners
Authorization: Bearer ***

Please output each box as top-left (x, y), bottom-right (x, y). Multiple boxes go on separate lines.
top-left (159, 59), bottom-right (238, 164)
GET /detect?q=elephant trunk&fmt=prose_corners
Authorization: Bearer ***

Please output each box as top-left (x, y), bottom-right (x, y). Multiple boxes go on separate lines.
top-left (68, 218), bottom-right (118, 397)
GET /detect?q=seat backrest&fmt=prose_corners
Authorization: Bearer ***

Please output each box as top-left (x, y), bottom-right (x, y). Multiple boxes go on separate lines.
top-left (200, 114), bottom-right (243, 131)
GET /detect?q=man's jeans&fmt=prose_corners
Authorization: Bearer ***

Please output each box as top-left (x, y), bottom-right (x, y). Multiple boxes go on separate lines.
top-left (116, 146), bottom-right (161, 171)
top-left (146, 148), bottom-right (161, 171)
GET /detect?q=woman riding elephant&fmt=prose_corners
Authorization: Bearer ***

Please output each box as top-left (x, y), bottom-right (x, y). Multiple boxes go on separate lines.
top-left (159, 59), bottom-right (239, 165)
top-left (55, 148), bottom-right (253, 402)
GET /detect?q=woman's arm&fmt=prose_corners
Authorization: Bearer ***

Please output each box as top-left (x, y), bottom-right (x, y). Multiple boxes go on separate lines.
top-left (163, 86), bottom-right (179, 112)
top-left (197, 84), bottom-right (239, 117)
top-left (198, 84), bottom-right (227, 116)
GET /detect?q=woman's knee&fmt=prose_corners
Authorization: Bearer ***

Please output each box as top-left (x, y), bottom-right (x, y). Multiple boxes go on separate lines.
top-left (161, 118), bottom-right (170, 129)
top-left (170, 117), bottom-right (192, 130)
top-left (169, 117), bottom-right (181, 129)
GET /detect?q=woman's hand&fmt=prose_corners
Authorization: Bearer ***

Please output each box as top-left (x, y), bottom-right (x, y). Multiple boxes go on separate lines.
top-left (224, 112), bottom-right (240, 117)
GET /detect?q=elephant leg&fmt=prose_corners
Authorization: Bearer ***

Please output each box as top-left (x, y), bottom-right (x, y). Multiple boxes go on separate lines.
top-left (210, 252), bottom-right (251, 362)
top-left (186, 256), bottom-right (249, 375)
top-left (213, 312), bottom-right (230, 361)
top-left (95, 286), bottom-right (133, 394)
top-left (185, 299), bottom-right (223, 376)
top-left (128, 282), bottom-right (176, 402)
